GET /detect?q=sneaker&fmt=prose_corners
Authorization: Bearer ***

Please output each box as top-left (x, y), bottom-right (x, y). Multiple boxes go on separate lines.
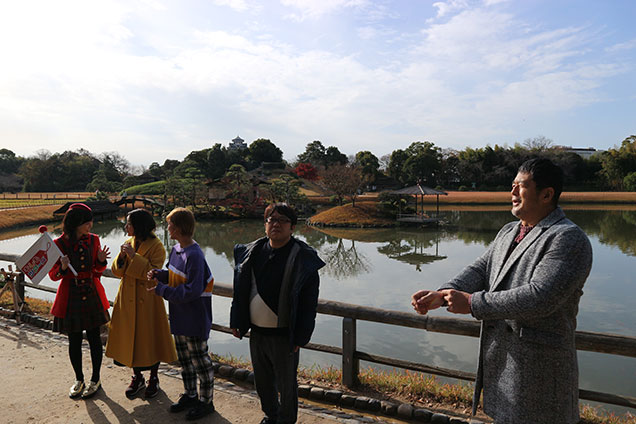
top-left (259, 418), bottom-right (277, 424)
top-left (125, 375), bottom-right (146, 399)
top-left (69, 380), bottom-right (85, 398)
top-left (144, 375), bottom-right (159, 398)
top-left (169, 393), bottom-right (199, 413)
top-left (185, 401), bottom-right (215, 421)
top-left (81, 380), bottom-right (101, 399)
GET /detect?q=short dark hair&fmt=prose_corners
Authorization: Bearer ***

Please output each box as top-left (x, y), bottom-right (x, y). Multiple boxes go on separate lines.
top-left (518, 158), bottom-right (563, 205)
top-left (127, 208), bottom-right (156, 241)
top-left (264, 203), bottom-right (298, 226)
top-left (63, 204), bottom-right (93, 242)
top-left (166, 207), bottom-right (195, 237)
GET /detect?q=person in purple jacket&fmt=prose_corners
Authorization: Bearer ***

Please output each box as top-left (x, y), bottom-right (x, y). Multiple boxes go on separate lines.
top-left (147, 207), bottom-right (215, 421)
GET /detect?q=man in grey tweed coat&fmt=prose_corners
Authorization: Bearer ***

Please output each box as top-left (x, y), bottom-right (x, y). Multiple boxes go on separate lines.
top-left (412, 158), bottom-right (593, 424)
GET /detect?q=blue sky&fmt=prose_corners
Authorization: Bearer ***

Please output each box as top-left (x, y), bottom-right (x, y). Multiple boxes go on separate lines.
top-left (1, 0), bottom-right (635, 167)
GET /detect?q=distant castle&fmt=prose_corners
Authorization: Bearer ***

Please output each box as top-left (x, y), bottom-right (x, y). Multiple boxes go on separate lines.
top-left (229, 135), bottom-right (247, 150)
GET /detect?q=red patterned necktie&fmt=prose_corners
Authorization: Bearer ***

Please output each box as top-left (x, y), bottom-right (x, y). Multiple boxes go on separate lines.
top-left (514, 224), bottom-right (534, 243)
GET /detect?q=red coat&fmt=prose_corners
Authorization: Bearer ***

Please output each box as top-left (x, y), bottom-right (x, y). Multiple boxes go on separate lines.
top-left (49, 233), bottom-right (110, 318)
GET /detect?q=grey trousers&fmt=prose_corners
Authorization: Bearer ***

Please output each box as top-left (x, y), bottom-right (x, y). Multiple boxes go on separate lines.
top-left (249, 331), bottom-right (300, 424)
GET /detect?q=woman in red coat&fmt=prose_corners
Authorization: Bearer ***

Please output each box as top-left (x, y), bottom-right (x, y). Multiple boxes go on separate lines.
top-left (49, 203), bottom-right (111, 399)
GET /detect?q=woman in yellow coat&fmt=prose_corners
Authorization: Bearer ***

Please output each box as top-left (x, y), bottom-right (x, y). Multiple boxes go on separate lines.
top-left (106, 208), bottom-right (177, 398)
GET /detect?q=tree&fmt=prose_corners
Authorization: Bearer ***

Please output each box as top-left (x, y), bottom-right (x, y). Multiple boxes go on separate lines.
top-left (261, 174), bottom-right (307, 207)
top-left (294, 163), bottom-right (319, 180)
top-left (523, 136), bottom-right (554, 151)
top-left (624, 172), bottom-right (636, 191)
top-left (207, 144), bottom-right (228, 179)
top-left (162, 159), bottom-right (181, 177)
top-left (600, 135), bottom-right (636, 189)
top-left (164, 174), bottom-right (186, 207)
top-left (387, 142), bottom-right (443, 187)
top-left (86, 165), bottom-right (123, 193)
top-left (223, 146), bottom-right (249, 171)
top-left (20, 149), bottom-right (100, 191)
top-left (181, 148), bottom-right (214, 178)
top-left (436, 152), bottom-right (457, 188)
top-left (223, 164), bottom-right (251, 200)
top-left (402, 142), bottom-right (442, 186)
top-left (324, 146), bottom-right (348, 167)
top-left (63, 150), bottom-right (100, 190)
top-left (320, 164), bottom-right (363, 206)
top-left (0, 149), bottom-right (22, 175)
top-left (182, 166), bottom-right (208, 209)
top-left (354, 151), bottom-right (380, 182)
top-left (148, 162), bottom-right (164, 180)
top-left (297, 140), bottom-right (326, 166)
top-left (379, 154), bottom-right (391, 171)
top-left (248, 139), bottom-right (283, 168)
top-left (387, 149), bottom-right (409, 185)
top-left (99, 152), bottom-right (131, 182)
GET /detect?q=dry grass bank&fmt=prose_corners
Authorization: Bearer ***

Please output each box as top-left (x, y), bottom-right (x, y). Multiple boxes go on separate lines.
top-left (0, 291), bottom-right (53, 319)
top-left (309, 191), bottom-right (636, 205)
top-left (393, 191), bottom-right (636, 204)
top-left (307, 201), bottom-right (394, 227)
top-left (0, 205), bottom-right (60, 231)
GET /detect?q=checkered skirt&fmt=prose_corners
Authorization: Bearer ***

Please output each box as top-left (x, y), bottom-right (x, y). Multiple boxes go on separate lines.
top-left (53, 279), bottom-right (109, 333)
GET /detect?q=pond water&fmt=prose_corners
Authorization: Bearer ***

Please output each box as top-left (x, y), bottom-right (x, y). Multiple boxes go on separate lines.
top-left (1, 207), bottom-right (635, 414)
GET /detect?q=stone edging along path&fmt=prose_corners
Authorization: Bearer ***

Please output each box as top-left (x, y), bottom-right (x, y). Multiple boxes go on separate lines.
top-left (0, 307), bottom-right (483, 424)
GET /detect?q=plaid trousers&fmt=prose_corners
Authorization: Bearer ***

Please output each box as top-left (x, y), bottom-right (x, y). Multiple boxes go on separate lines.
top-left (174, 335), bottom-right (215, 404)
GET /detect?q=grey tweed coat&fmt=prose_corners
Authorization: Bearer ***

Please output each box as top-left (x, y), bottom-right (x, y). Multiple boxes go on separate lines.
top-left (439, 207), bottom-right (592, 424)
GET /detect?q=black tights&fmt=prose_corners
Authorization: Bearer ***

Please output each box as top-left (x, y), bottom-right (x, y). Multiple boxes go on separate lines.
top-left (68, 328), bottom-right (102, 383)
top-left (133, 363), bottom-right (160, 378)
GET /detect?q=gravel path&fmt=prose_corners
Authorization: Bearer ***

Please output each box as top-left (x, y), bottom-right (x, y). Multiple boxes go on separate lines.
top-left (0, 316), bottom-right (392, 424)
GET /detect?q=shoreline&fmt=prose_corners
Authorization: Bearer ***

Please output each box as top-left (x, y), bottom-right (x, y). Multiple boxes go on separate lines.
top-left (2, 192), bottom-right (636, 232)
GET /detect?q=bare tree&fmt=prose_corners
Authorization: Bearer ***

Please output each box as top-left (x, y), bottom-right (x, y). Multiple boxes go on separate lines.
top-left (522, 136), bottom-right (554, 151)
top-left (319, 164), bottom-right (363, 206)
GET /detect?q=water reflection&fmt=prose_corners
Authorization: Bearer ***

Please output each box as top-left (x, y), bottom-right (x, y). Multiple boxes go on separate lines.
top-left (322, 239), bottom-right (371, 279)
top-left (567, 210), bottom-right (636, 257)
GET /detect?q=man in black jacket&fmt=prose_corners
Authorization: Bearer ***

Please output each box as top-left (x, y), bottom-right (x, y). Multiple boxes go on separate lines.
top-left (230, 203), bottom-right (325, 424)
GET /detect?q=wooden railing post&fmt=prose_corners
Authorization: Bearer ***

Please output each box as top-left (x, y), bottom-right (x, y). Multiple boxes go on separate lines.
top-left (15, 272), bottom-right (25, 302)
top-left (342, 317), bottom-right (359, 388)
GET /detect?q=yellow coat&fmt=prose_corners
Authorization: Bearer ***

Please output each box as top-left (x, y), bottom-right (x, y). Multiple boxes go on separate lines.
top-left (105, 236), bottom-right (177, 367)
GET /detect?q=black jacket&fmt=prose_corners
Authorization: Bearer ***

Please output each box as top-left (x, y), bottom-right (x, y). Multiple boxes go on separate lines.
top-left (230, 236), bottom-right (325, 349)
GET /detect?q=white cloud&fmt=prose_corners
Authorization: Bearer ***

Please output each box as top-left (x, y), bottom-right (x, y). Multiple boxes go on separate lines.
top-left (357, 26), bottom-right (378, 40)
top-left (281, 0), bottom-right (368, 21)
top-left (431, 0), bottom-right (469, 19)
top-left (212, 0), bottom-right (250, 12)
top-left (606, 38), bottom-right (636, 53)
top-left (482, 0), bottom-right (509, 5)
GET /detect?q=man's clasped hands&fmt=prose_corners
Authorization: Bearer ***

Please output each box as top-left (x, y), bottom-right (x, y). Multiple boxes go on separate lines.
top-left (411, 289), bottom-right (472, 315)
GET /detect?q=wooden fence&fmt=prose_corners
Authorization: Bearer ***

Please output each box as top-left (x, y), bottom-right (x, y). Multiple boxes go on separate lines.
top-left (0, 192), bottom-right (93, 200)
top-left (0, 252), bottom-right (634, 410)
top-left (0, 192), bottom-right (94, 210)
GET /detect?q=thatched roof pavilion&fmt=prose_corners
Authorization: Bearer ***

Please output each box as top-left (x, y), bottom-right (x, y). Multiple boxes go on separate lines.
top-left (53, 201), bottom-right (120, 218)
top-left (390, 184), bottom-right (448, 219)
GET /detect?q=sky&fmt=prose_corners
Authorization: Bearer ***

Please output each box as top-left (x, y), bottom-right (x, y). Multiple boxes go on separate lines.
top-left (1, 0), bottom-right (635, 167)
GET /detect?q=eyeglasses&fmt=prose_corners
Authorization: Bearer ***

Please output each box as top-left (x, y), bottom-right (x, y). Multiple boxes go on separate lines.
top-left (265, 216), bottom-right (291, 225)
